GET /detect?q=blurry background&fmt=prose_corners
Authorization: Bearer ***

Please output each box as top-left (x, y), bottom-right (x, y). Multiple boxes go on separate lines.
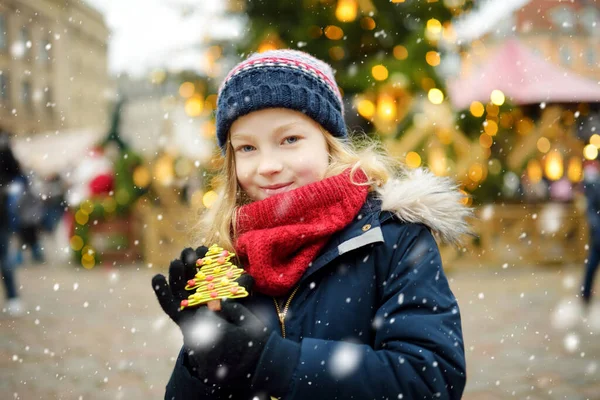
top-left (1, 0), bottom-right (600, 399)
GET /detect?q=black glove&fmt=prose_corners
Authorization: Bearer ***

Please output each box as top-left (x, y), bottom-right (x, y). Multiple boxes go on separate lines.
top-left (152, 246), bottom-right (257, 382)
top-left (152, 246), bottom-right (208, 326)
top-left (192, 301), bottom-right (271, 385)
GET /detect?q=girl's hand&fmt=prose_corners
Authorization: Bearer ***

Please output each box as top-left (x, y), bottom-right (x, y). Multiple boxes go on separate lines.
top-left (152, 246), bottom-right (208, 325)
top-left (152, 246), bottom-right (255, 323)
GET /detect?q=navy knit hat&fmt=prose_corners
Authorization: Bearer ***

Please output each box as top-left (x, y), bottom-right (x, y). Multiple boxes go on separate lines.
top-left (216, 49), bottom-right (347, 152)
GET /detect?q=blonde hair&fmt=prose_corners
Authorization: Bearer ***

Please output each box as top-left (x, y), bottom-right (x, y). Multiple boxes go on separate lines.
top-left (192, 128), bottom-right (406, 251)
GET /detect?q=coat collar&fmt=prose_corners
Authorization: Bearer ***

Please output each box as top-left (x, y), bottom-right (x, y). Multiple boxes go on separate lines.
top-left (297, 168), bottom-right (473, 286)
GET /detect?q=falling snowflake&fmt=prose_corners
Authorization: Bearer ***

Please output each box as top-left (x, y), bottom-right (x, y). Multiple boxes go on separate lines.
top-left (329, 342), bottom-right (361, 379)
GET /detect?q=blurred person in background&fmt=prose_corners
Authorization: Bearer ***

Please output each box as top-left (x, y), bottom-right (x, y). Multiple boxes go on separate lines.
top-left (581, 159), bottom-right (600, 307)
top-left (8, 173), bottom-right (46, 265)
top-left (41, 173), bottom-right (66, 234)
top-left (0, 130), bottom-right (24, 316)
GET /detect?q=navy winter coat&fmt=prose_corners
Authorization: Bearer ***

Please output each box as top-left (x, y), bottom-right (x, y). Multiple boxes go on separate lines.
top-left (165, 169), bottom-right (470, 400)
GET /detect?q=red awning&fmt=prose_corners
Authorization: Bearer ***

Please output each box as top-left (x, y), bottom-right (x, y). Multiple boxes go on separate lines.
top-left (447, 39), bottom-right (600, 109)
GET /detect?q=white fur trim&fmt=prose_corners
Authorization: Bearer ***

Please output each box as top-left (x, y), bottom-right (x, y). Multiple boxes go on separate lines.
top-left (376, 168), bottom-right (473, 245)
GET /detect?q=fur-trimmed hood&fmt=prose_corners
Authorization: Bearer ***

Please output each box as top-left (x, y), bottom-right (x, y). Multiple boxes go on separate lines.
top-left (374, 168), bottom-right (473, 245)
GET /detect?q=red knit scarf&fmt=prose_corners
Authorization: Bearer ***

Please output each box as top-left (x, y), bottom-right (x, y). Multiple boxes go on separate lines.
top-left (234, 169), bottom-right (369, 296)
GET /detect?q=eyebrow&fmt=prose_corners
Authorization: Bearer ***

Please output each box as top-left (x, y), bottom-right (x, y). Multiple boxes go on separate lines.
top-left (230, 121), bottom-right (301, 141)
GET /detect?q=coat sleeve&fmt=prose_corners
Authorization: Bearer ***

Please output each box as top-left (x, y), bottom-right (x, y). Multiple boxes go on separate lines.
top-left (251, 224), bottom-right (466, 400)
top-left (165, 348), bottom-right (232, 400)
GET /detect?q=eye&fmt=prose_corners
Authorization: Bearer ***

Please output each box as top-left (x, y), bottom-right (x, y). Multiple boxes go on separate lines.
top-left (235, 144), bottom-right (256, 153)
top-left (283, 136), bottom-right (299, 145)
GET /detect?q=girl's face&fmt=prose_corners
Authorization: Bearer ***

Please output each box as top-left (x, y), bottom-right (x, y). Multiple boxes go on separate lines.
top-left (230, 108), bottom-right (330, 201)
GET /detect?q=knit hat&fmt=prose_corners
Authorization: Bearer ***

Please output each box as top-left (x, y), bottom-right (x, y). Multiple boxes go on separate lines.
top-left (215, 49), bottom-right (347, 152)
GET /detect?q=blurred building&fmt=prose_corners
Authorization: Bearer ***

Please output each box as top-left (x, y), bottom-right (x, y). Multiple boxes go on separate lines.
top-left (457, 0), bottom-right (600, 80)
top-left (441, 0), bottom-right (600, 266)
top-left (0, 0), bottom-right (111, 135)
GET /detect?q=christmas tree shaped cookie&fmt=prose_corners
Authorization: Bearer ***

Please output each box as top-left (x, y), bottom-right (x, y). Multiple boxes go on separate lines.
top-left (180, 244), bottom-right (248, 311)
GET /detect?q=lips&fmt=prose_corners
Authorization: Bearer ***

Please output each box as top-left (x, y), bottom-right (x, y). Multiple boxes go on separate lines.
top-left (260, 182), bottom-right (293, 196)
top-left (261, 183), bottom-right (292, 190)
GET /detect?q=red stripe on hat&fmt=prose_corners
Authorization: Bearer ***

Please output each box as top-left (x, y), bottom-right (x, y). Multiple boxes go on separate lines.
top-left (221, 56), bottom-right (341, 102)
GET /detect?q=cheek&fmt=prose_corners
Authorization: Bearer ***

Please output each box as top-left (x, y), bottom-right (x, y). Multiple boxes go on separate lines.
top-left (293, 151), bottom-right (328, 181)
top-left (235, 163), bottom-right (252, 188)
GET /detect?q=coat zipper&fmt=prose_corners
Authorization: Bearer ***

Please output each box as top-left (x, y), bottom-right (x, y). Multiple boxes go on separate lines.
top-left (269, 286), bottom-right (300, 400)
top-left (273, 285), bottom-right (300, 338)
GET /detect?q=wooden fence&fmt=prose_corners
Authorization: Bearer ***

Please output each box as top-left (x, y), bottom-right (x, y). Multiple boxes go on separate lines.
top-left (440, 202), bottom-right (589, 268)
top-left (136, 196), bottom-right (592, 270)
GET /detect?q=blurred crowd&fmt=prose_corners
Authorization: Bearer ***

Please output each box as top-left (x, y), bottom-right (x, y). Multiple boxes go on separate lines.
top-left (0, 129), bottom-right (67, 316)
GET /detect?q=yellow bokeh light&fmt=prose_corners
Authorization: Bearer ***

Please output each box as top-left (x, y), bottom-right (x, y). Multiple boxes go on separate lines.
top-left (490, 89), bottom-right (505, 106)
top-left (436, 128), bottom-right (452, 145)
top-left (377, 93), bottom-right (396, 120)
top-left (488, 159), bottom-right (502, 175)
top-left (102, 197), bottom-right (116, 213)
top-left (426, 19), bottom-right (442, 34)
top-left (428, 147), bottom-right (447, 176)
top-left (527, 159), bottom-right (543, 183)
top-left (203, 190), bottom-right (219, 209)
top-left (81, 253), bottom-right (95, 269)
top-left (393, 45), bottom-right (408, 60)
top-left (82, 245), bottom-right (95, 257)
top-left (516, 117), bottom-right (534, 135)
top-left (468, 163), bottom-right (484, 183)
top-left (567, 156), bottom-right (583, 182)
top-left (205, 94), bottom-right (218, 112)
top-left (499, 112), bottom-right (514, 128)
top-left (544, 150), bottom-right (564, 181)
top-left (486, 103), bottom-right (499, 116)
top-left (155, 155), bottom-right (175, 186)
top-left (324, 25), bottom-right (344, 40)
top-left (590, 134), bottom-right (600, 148)
top-left (75, 210), bottom-right (89, 225)
top-left (425, 51), bottom-right (440, 66)
top-left (484, 120), bottom-right (498, 136)
top-left (258, 41), bottom-right (278, 53)
top-left (428, 88), bottom-right (444, 104)
top-left (391, 0), bottom-right (405, 2)
top-left (537, 137), bottom-right (551, 153)
top-left (185, 95), bottom-right (204, 117)
top-left (329, 46), bottom-right (345, 61)
top-left (357, 98), bottom-right (375, 118)
top-left (179, 82), bottom-right (195, 98)
top-left (133, 166), bottom-right (151, 188)
top-left (479, 133), bottom-right (493, 148)
top-left (70, 235), bottom-right (84, 251)
top-left (459, 189), bottom-right (472, 207)
top-left (308, 25), bottom-right (323, 38)
top-left (584, 144), bottom-right (599, 160)
top-left (335, 0), bottom-right (357, 22)
top-left (360, 17), bottom-right (376, 30)
top-left (372, 65), bottom-right (389, 81)
top-left (470, 101), bottom-right (484, 117)
top-left (406, 152), bottom-right (422, 168)
top-left (80, 200), bottom-right (94, 215)
top-left (202, 120), bottom-right (216, 139)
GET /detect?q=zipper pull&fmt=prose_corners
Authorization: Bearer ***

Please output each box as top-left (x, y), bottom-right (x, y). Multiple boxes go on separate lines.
top-left (278, 312), bottom-right (286, 324)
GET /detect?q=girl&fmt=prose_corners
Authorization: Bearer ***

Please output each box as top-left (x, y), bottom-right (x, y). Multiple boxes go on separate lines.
top-left (153, 49), bottom-right (471, 400)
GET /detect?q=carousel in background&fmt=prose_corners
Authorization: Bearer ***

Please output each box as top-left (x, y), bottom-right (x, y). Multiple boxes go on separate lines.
top-left (444, 0), bottom-right (600, 266)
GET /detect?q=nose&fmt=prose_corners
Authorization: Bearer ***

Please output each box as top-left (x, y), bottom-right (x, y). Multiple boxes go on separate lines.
top-left (256, 153), bottom-right (283, 176)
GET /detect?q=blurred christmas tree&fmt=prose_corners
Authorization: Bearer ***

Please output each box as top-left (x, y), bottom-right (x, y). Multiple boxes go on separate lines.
top-left (71, 99), bottom-right (148, 268)
top-left (234, 0), bottom-right (472, 132)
